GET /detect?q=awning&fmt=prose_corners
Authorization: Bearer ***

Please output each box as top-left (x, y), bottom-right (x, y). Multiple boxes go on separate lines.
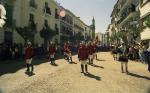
top-left (141, 27), bottom-right (150, 40)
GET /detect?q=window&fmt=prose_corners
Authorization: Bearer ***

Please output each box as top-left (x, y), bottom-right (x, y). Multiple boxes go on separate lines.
top-left (44, 19), bottom-right (48, 27)
top-left (55, 24), bottom-right (58, 30)
top-left (29, 14), bottom-right (36, 29)
top-left (45, 2), bottom-right (48, 8)
top-left (29, 0), bottom-right (37, 8)
top-left (55, 8), bottom-right (59, 19)
top-left (29, 13), bottom-right (34, 22)
top-left (44, 2), bottom-right (51, 15)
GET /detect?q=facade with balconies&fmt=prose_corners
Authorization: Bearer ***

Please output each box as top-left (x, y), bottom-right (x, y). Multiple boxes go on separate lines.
top-left (0, 0), bottom-right (94, 45)
top-left (139, 0), bottom-right (150, 44)
top-left (110, 0), bottom-right (140, 44)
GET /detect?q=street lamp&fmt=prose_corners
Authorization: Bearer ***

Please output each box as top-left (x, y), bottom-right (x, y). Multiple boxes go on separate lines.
top-left (59, 10), bottom-right (66, 17)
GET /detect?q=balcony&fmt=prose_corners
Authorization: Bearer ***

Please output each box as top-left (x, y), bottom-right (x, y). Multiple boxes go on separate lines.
top-left (74, 24), bottom-right (84, 32)
top-left (61, 15), bottom-right (73, 25)
top-left (140, 0), bottom-right (150, 7)
top-left (60, 25), bottom-right (73, 36)
top-left (140, 1), bottom-right (150, 19)
top-left (119, 12), bottom-right (139, 27)
top-left (28, 20), bottom-right (37, 31)
top-left (44, 7), bottom-right (51, 15)
top-left (117, 5), bottom-right (137, 25)
top-left (118, 0), bottom-right (132, 15)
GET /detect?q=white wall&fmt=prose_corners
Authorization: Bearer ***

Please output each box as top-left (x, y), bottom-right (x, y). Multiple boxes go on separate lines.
top-left (139, 2), bottom-right (150, 18)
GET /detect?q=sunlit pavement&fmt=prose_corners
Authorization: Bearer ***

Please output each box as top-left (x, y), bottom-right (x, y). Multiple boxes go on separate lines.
top-left (0, 52), bottom-right (150, 93)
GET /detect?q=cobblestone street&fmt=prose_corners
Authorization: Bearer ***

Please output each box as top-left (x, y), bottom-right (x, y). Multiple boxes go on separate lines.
top-left (0, 52), bottom-right (150, 93)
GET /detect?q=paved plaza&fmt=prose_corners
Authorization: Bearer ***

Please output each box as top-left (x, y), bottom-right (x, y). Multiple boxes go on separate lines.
top-left (0, 52), bottom-right (150, 93)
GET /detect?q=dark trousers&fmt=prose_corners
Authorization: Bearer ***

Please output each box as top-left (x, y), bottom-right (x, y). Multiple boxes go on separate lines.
top-left (26, 64), bottom-right (34, 72)
top-left (50, 58), bottom-right (55, 64)
top-left (81, 64), bottom-right (88, 73)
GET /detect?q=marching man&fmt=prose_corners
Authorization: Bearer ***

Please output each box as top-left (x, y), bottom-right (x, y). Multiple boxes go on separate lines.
top-left (78, 41), bottom-right (89, 74)
top-left (63, 42), bottom-right (72, 63)
top-left (48, 41), bottom-right (56, 65)
top-left (25, 42), bottom-right (34, 73)
top-left (88, 41), bottom-right (94, 64)
top-left (93, 41), bottom-right (98, 60)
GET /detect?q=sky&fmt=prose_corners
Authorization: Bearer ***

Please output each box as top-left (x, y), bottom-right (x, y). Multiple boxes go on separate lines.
top-left (56, 0), bottom-right (117, 33)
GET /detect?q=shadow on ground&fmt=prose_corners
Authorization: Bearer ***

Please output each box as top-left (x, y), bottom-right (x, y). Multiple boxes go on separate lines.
top-left (96, 58), bottom-right (105, 61)
top-left (128, 72), bottom-right (150, 80)
top-left (89, 64), bottom-right (104, 69)
top-left (0, 55), bottom-right (65, 76)
top-left (84, 72), bottom-right (101, 81)
top-left (25, 71), bottom-right (35, 77)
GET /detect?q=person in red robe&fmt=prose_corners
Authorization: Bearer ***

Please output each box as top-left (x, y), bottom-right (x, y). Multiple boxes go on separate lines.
top-left (78, 41), bottom-right (89, 73)
top-left (63, 42), bottom-right (72, 63)
top-left (25, 42), bottom-right (34, 72)
top-left (87, 41), bottom-right (94, 64)
top-left (92, 41), bottom-right (98, 60)
top-left (48, 42), bottom-right (56, 65)
top-left (63, 42), bottom-right (68, 60)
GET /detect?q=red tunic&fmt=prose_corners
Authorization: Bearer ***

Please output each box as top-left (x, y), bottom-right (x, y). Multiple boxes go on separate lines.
top-left (78, 45), bottom-right (88, 60)
top-left (93, 44), bottom-right (97, 53)
top-left (64, 44), bottom-right (71, 53)
top-left (25, 47), bottom-right (34, 59)
top-left (88, 45), bottom-right (94, 55)
top-left (49, 45), bottom-right (56, 54)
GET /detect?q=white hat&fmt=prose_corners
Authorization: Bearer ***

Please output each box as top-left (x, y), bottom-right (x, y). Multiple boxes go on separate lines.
top-left (27, 41), bottom-right (31, 45)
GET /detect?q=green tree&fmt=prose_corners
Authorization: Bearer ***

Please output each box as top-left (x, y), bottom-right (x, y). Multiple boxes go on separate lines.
top-left (40, 26), bottom-right (57, 46)
top-left (16, 26), bottom-right (36, 43)
top-left (145, 16), bottom-right (150, 28)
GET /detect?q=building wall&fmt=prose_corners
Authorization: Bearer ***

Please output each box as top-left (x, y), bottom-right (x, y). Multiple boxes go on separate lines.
top-left (110, 0), bottom-right (140, 44)
top-left (95, 32), bottom-right (103, 43)
top-left (1, 0), bottom-right (94, 45)
top-left (139, 3), bottom-right (150, 17)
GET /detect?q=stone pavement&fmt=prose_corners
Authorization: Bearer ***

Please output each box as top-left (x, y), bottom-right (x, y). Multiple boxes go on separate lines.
top-left (0, 52), bottom-right (150, 93)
